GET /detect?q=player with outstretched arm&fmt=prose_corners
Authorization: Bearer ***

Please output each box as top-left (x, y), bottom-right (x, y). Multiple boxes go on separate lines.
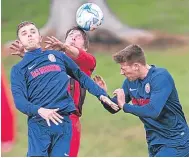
top-left (94, 45), bottom-right (189, 157)
top-left (10, 21), bottom-right (119, 157)
top-left (11, 26), bottom-right (96, 157)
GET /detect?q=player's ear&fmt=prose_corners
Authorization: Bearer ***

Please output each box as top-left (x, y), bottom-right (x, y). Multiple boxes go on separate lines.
top-left (133, 63), bottom-right (139, 71)
top-left (83, 44), bottom-right (87, 51)
top-left (17, 38), bottom-right (23, 46)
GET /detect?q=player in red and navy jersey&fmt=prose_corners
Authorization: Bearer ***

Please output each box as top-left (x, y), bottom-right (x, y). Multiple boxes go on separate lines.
top-left (94, 45), bottom-right (189, 157)
top-left (9, 21), bottom-right (116, 157)
top-left (10, 26), bottom-right (97, 156)
top-left (44, 26), bottom-right (96, 156)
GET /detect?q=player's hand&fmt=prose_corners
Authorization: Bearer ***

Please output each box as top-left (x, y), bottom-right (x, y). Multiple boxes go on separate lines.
top-left (100, 95), bottom-right (119, 111)
top-left (38, 107), bottom-right (64, 126)
top-left (44, 36), bottom-right (65, 51)
top-left (93, 75), bottom-right (107, 92)
top-left (9, 40), bottom-right (25, 57)
top-left (113, 89), bottom-right (125, 109)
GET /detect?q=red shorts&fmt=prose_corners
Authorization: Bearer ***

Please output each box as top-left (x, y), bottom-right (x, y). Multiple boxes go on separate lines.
top-left (69, 114), bottom-right (81, 157)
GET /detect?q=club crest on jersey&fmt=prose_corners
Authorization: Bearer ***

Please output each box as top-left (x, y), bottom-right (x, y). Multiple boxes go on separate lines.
top-left (145, 83), bottom-right (150, 93)
top-left (48, 54), bottom-right (56, 62)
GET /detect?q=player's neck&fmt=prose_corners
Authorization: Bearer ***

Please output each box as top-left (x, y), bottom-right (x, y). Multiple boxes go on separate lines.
top-left (139, 64), bottom-right (151, 80)
top-left (25, 46), bottom-right (41, 52)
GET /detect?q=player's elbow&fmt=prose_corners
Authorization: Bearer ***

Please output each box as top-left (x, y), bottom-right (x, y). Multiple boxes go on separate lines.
top-left (15, 104), bottom-right (26, 115)
top-left (14, 101), bottom-right (29, 116)
top-left (148, 110), bottom-right (161, 119)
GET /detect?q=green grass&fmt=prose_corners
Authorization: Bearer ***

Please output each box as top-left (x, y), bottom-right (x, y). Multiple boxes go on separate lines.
top-left (2, 0), bottom-right (189, 156)
top-left (1, 0), bottom-right (50, 42)
top-left (2, 0), bottom-right (189, 42)
top-left (107, 0), bottom-right (189, 34)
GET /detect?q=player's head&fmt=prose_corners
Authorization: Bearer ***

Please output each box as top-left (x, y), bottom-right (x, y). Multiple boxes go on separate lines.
top-left (17, 21), bottom-right (42, 51)
top-left (113, 45), bottom-right (146, 81)
top-left (65, 26), bottom-right (89, 51)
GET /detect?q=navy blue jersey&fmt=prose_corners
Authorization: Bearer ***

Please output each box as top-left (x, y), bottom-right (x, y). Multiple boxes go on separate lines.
top-left (11, 48), bottom-right (107, 119)
top-left (103, 65), bottom-right (189, 146)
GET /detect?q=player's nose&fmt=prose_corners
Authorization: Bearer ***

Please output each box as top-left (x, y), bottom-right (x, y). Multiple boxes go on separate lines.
top-left (72, 37), bottom-right (76, 41)
top-left (28, 34), bottom-right (32, 38)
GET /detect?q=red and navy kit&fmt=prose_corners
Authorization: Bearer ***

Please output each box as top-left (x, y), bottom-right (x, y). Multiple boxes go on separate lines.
top-left (10, 48), bottom-right (106, 156)
top-left (67, 48), bottom-right (96, 116)
top-left (103, 65), bottom-right (189, 157)
top-left (67, 48), bottom-right (96, 157)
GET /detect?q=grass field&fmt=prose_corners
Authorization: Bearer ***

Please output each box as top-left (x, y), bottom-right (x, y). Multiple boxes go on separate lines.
top-left (2, 0), bottom-right (189, 156)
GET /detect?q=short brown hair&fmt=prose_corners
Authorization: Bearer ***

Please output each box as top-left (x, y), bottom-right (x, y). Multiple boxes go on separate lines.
top-left (17, 21), bottom-right (38, 37)
top-left (113, 45), bottom-right (146, 65)
top-left (65, 26), bottom-right (89, 50)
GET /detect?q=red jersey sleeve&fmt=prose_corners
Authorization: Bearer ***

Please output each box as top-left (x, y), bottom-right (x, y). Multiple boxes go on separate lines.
top-left (66, 48), bottom-right (96, 117)
top-left (72, 48), bottom-right (96, 76)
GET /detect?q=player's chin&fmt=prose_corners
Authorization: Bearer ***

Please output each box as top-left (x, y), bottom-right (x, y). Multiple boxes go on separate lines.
top-left (29, 44), bottom-right (39, 49)
top-left (125, 75), bottom-right (131, 81)
top-left (26, 45), bottom-right (39, 51)
top-left (127, 77), bottom-right (136, 81)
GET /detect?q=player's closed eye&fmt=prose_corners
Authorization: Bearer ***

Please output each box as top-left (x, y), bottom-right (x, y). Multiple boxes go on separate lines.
top-left (75, 34), bottom-right (82, 39)
top-left (31, 30), bottom-right (36, 34)
top-left (21, 32), bottom-right (27, 36)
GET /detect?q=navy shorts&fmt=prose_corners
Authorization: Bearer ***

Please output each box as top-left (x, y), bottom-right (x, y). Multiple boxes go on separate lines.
top-left (148, 142), bottom-right (189, 157)
top-left (27, 116), bottom-right (72, 157)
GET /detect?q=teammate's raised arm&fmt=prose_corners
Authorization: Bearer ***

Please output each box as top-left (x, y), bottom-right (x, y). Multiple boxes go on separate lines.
top-left (60, 52), bottom-right (118, 110)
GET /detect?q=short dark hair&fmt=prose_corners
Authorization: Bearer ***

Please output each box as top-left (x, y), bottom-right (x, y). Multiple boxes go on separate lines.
top-left (65, 26), bottom-right (89, 50)
top-left (17, 21), bottom-right (38, 37)
top-left (113, 45), bottom-right (146, 65)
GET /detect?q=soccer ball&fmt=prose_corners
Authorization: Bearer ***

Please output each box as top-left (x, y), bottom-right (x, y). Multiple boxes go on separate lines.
top-left (76, 3), bottom-right (104, 31)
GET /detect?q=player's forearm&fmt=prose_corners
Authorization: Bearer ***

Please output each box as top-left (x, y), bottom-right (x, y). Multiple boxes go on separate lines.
top-left (123, 103), bottom-right (160, 119)
top-left (123, 75), bottom-right (172, 119)
top-left (63, 53), bottom-right (107, 98)
top-left (13, 98), bottom-right (40, 116)
top-left (64, 45), bottom-right (80, 58)
top-left (77, 70), bottom-right (108, 98)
